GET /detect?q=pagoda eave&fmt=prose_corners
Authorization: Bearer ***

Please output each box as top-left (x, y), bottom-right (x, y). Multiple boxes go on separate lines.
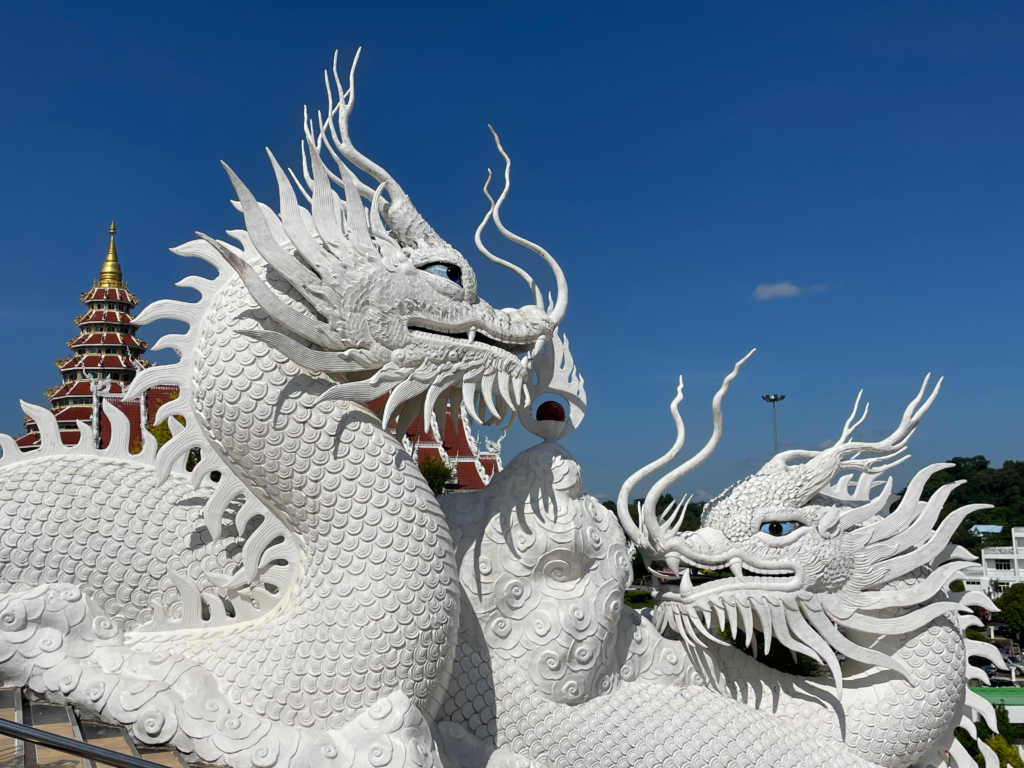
top-left (81, 287), bottom-right (138, 304)
top-left (76, 310), bottom-right (137, 324)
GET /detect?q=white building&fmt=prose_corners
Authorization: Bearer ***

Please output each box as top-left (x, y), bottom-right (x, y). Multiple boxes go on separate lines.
top-left (962, 526), bottom-right (1024, 594)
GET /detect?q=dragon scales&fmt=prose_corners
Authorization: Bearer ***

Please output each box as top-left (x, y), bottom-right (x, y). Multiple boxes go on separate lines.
top-left (0, 51), bottom-right (1005, 768)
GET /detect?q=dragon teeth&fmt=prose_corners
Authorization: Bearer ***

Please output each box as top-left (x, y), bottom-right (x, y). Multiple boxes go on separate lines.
top-left (680, 568), bottom-right (693, 595)
top-left (497, 372), bottom-right (516, 414)
top-left (738, 600), bottom-right (754, 648)
top-left (725, 600), bottom-right (738, 640)
top-left (712, 602), bottom-right (726, 632)
top-left (481, 374), bottom-right (499, 420)
top-left (467, 326), bottom-right (477, 344)
top-left (509, 375), bottom-right (522, 407)
top-left (462, 380), bottom-right (484, 424)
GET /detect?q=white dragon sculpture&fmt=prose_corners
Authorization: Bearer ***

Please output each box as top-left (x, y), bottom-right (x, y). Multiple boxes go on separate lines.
top-left (0, 50), bottom-right (1008, 768)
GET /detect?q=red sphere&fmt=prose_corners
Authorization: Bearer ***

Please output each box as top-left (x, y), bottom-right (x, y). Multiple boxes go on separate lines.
top-left (536, 401), bottom-right (566, 422)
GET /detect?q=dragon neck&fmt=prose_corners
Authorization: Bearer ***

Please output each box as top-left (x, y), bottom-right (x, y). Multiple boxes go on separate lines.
top-left (154, 269), bottom-right (461, 726)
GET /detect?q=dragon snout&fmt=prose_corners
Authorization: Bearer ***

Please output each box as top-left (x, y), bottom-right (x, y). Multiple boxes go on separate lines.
top-left (678, 528), bottom-right (730, 556)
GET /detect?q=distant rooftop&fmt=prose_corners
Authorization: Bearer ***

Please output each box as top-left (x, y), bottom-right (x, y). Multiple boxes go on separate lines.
top-left (971, 525), bottom-right (1004, 535)
top-left (985, 547), bottom-right (1015, 555)
top-left (971, 687), bottom-right (1024, 706)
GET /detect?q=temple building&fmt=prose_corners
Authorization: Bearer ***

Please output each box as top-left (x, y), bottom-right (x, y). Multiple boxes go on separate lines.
top-left (368, 395), bottom-right (504, 491)
top-left (17, 223), bottom-right (178, 451)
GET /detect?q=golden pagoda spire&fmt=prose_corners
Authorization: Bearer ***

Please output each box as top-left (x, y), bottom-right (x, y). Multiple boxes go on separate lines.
top-left (96, 220), bottom-right (125, 288)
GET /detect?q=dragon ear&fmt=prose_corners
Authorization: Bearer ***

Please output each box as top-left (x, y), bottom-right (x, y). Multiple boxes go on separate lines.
top-left (817, 508), bottom-right (842, 539)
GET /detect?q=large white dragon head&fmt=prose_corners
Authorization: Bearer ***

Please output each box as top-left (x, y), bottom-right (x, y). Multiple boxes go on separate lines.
top-left (618, 366), bottom-right (995, 696)
top-left (198, 50), bottom-right (566, 436)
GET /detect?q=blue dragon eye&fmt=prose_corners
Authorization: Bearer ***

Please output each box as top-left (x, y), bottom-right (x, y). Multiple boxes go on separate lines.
top-left (760, 521), bottom-right (802, 537)
top-left (423, 263), bottom-right (462, 287)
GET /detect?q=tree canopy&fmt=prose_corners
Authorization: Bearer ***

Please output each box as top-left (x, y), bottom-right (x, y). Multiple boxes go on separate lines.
top-left (900, 456), bottom-right (1024, 555)
top-left (419, 455), bottom-right (453, 497)
top-left (996, 583), bottom-right (1024, 635)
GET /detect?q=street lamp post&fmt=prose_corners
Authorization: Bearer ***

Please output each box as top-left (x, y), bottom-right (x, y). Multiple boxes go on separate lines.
top-left (761, 394), bottom-right (786, 455)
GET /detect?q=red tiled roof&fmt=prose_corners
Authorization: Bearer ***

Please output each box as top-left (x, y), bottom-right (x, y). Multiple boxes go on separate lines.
top-left (52, 404), bottom-right (94, 419)
top-left (81, 287), bottom-right (137, 304)
top-left (68, 332), bottom-right (145, 348)
top-left (49, 381), bottom-right (104, 398)
top-left (59, 355), bottom-right (138, 371)
top-left (456, 462), bottom-right (487, 491)
top-left (77, 310), bottom-right (136, 324)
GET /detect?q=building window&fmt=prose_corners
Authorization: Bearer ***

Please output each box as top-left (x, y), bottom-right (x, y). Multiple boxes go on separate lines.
top-left (967, 581), bottom-right (981, 586)
top-left (996, 560), bottom-right (1013, 571)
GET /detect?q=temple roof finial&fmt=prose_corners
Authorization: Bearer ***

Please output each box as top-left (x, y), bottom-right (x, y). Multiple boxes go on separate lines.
top-left (97, 220), bottom-right (124, 288)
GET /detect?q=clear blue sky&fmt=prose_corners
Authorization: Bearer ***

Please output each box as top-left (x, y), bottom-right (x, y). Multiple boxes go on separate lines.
top-left (1, 2), bottom-right (1022, 502)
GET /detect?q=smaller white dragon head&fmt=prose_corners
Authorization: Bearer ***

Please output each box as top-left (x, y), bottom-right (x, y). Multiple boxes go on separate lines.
top-left (198, 50), bottom-right (567, 438)
top-left (618, 370), bottom-right (992, 696)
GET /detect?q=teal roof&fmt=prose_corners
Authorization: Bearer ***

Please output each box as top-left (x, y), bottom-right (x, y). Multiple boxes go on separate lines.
top-left (970, 687), bottom-right (1024, 706)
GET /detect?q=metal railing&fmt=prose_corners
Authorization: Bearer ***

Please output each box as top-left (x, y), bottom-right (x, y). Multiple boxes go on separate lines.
top-left (0, 716), bottom-right (168, 768)
top-left (0, 687), bottom-right (185, 768)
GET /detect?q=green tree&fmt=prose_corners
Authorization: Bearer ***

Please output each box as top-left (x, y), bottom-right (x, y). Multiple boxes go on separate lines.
top-left (997, 583), bottom-right (1024, 636)
top-left (419, 455), bottom-right (453, 497)
top-left (146, 392), bottom-right (182, 449)
top-left (987, 733), bottom-right (1024, 768)
top-left (894, 455), bottom-right (1024, 556)
top-left (958, 703), bottom-right (1024, 768)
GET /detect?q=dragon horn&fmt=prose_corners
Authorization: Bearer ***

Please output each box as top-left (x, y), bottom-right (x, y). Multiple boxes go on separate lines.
top-left (764, 375), bottom-right (942, 507)
top-left (322, 48), bottom-right (448, 252)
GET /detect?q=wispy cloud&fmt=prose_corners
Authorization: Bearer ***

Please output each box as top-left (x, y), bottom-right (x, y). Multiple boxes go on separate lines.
top-left (753, 282), bottom-right (828, 301)
top-left (692, 490), bottom-right (713, 503)
top-left (812, 438), bottom-right (836, 450)
top-left (741, 455), bottom-right (771, 471)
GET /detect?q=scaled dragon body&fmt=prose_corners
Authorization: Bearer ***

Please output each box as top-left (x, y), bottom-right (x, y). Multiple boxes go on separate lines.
top-left (0, 52), bottom-right (1002, 768)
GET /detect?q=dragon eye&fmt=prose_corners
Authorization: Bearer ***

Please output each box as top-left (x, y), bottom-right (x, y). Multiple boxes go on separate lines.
top-left (760, 521), bottom-right (802, 537)
top-left (423, 263), bottom-right (463, 287)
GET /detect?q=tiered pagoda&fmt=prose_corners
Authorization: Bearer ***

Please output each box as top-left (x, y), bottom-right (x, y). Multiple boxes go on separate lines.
top-left (17, 222), bottom-right (496, 475)
top-left (17, 223), bottom-right (178, 450)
